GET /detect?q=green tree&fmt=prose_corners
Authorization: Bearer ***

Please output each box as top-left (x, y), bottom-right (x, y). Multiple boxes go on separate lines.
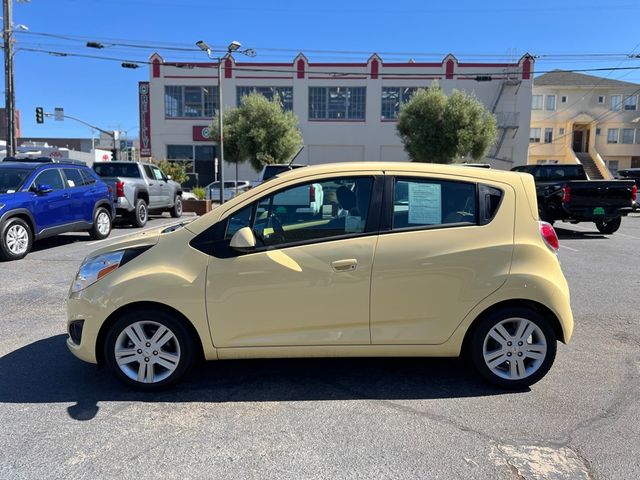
top-left (396, 82), bottom-right (497, 164)
top-left (155, 159), bottom-right (188, 184)
top-left (210, 92), bottom-right (303, 172)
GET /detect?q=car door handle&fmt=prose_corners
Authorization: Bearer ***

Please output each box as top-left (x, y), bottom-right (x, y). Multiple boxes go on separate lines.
top-left (149, 182), bottom-right (155, 186)
top-left (62, 193), bottom-right (70, 199)
top-left (331, 259), bottom-right (357, 272)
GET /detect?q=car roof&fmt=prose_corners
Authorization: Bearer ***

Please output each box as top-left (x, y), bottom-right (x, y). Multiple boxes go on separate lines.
top-left (0, 161), bottom-right (44, 170)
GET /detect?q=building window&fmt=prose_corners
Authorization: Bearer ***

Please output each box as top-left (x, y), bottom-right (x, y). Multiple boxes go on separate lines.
top-left (237, 86), bottom-right (293, 111)
top-left (381, 87), bottom-right (418, 120)
top-left (530, 128), bottom-right (541, 143)
top-left (544, 128), bottom-right (553, 143)
top-left (608, 160), bottom-right (619, 176)
top-left (167, 145), bottom-right (194, 160)
top-left (637, 129), bottom-right (640, 144)
top-left (165, 86), bottom-right (217, 118)
top-left (623, 95), bottom-right (637, 111)
top-left (607, 128), bottom-right (619, 144)
top-left (610, 95), bottom-right (622, 111)
top-left (598, 95), bottom-right (605, 104)
top-left (309, 87), bottom-right (366, 120)
top-left (561, 96), bottom-right (568, 103)
top-left (622, 128), bottom-right (635, 144)
top-left (596, 128), bottom-right (601, 136)
top-left (531, 95), bottom-right (543, 110)
top-left (545, 95), bottom-right (556, 111)
top-left (559, 127), bottom-right (565, 135)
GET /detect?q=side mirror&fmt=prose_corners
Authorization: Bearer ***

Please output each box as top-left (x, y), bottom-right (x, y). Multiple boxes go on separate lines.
top-left (229, 227), bottom-right (256, 252)
top-left (166, 175), bottom-right (172, 181)
top-left (35, 184), bottom-right (53, 194)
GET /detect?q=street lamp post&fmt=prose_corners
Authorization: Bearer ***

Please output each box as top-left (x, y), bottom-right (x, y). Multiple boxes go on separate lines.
top-left (196, 40), bottom-right (255, 204)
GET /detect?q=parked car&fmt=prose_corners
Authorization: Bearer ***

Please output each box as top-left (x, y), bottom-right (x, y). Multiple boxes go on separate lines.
top-left (67, 162), bottom-right (573, 390)
top-left (258, 163), bottom-right (307, 183)
top-left (205, 180), bottom-right (252, 202)
top-left (92, 161), bottom-right (183, 227)
top-left (618, 168), bottom-right (640, 211)
top-left (511, 164), bottom-right (636, 234)
top-left (0, 161), bottom-right (114, 261)
top-left (3, 156), bottom-right (87, 166)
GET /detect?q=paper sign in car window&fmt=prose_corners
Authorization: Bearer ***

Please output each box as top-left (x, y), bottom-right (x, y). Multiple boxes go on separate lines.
top-left (67, 180), bottom-right (75, 187)
top-left (408, 182), bottom-right (441, 224)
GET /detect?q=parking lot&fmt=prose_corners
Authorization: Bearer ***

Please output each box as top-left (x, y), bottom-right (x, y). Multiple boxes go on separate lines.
top-left (0, 212), bottom-right (639, 480)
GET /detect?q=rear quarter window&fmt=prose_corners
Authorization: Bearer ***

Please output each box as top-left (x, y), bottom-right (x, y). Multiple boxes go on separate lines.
top-left (479, 185), bottom-right (504, 225)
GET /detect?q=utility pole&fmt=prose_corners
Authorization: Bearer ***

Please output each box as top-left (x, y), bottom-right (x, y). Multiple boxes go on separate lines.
top-left (3, 0), bottom-right (16, 156)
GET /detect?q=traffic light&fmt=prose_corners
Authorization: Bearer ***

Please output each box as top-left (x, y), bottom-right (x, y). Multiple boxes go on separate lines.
top-left (35, 107), bottom-right (44, 124)
top-left (111, 148), bottom-right (118, 160)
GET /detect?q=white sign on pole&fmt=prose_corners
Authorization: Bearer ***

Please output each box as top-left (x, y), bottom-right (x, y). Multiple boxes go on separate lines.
top-left (54, 107), bottom-right (64, 121)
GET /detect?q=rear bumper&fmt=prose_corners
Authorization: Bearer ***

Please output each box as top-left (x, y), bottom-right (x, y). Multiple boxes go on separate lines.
top-left (561, 204), bottom-right (631, 220)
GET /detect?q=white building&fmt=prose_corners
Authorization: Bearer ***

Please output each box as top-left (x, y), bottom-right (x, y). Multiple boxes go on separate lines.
top-left (140, 53), bottom-right (535, 186)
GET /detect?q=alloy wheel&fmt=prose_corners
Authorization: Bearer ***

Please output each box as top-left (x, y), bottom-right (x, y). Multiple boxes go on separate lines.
top-left (96, 211), bottom-right (111, 236)
top-left (6, 224), bottom-right (29, 255)
top-left (482, 317), bottom-right (547, 381)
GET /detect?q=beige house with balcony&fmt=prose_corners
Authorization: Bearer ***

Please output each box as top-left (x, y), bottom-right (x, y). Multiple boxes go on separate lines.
top-left (528, 70), bottom-right (640, 179)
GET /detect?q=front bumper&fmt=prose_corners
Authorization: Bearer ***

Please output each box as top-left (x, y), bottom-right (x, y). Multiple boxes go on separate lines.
top-left (66, 292), bottom-right (107, 364)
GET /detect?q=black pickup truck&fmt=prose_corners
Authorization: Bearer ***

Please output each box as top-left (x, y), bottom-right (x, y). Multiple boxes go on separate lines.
top-left (511, 164), bottom-right (637, 234)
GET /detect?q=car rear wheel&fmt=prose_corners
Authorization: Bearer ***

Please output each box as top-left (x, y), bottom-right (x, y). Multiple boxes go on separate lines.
top-left (130, 198), bottom-right (148, 228)
top-left (470, 307), bottom-right (557, 389)
top-left (104, 308), bottom-right (196, 390)
top-left (89, 207), bottom-right (112, 240)
top-left (0, 217), bottom-right (33, 261)
top-left (170, 195), bottom-right (182, 218)
top-left (595, 216), bottom-right (621, 234)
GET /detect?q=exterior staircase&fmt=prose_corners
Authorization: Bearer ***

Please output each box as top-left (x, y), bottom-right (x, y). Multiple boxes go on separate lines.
top-left (575, 152), bottom-right (604, 179)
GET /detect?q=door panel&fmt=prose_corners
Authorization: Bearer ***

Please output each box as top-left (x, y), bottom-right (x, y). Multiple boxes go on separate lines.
top-left (142, 165), bottom-right (162, 207)
top-left (370, 174), bottom-right (515, 345)
top-left (29, 169), bottom-right (70, 232)
top-left (207, 237), bottom-right (377, 347)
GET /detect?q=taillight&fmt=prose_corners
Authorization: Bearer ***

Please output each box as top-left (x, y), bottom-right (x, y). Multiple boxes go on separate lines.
top-left (309, 185), bottom-right (315, 202)
top-left (562, 185), bottom-right (571, 203)
top-left (116, 181), bottom-right (125, 198)
top-left (539, 221), bottom-right (559, 252)
top-left (632, 184), bottom-right (638, 202)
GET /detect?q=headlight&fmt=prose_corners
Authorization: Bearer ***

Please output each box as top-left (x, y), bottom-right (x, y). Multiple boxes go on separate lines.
top-left (72, 251), bottom-right (125, 293)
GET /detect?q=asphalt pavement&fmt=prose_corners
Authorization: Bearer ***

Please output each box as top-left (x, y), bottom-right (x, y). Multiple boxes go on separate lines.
top-left (1, 212), bottom-right (639, 479)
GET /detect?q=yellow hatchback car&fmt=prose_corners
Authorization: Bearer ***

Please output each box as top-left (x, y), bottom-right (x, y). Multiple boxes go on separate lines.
top-left (67, 162), bottom-right (573, 390)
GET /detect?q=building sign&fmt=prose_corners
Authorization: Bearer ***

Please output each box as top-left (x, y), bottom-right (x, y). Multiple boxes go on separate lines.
top-left (138, 82), bottom-right (152, 157)
top-left (193, 125), bottom-right (213, 142)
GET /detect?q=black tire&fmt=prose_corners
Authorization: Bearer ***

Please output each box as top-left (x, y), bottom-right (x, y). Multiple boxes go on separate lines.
top-left (595, 216), bottom-right (621, 234)
top-left (469, 307), bottom-right (557, 389)
top-left (129, 198), bottom-right (148, 228)
top-left (104, 308), bottom-right (197, 390)
top-left (88, 206), bottom-right (112, 240)
top-left (0, 217), bottom-right (33, 261)
top-left (170, 195), bottom-right (183, 218)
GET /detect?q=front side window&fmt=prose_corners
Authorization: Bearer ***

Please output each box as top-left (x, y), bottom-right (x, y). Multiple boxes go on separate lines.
top-left (624, 95), bottom-right (637, 111)
top-left (237, 86), bottom-right (293, 111)
top-left (309, 87), bottom-right (366, 120)
top-left (622, 128), bottom-right (635, 144)
top-left (530, 128), bottom-right (541, 143)
top-left (381, 87), bottom-right (418, 120)
top-left (531, 95), bottom-right (543, 110)
top-left (152, 167), bottom-right (165, 181)
top-left (165, 86), bottom-right (217, 118)
top-left (610, 95), bottom-right (622, 111)
top-left (143, 165), bottom-right (154, 179)
top-left (225, 177), bottom-right (374, 247)
top-left (544, 128), bottom-right (553, 143)
top-left (607, 128), bottom-right (619, 144)
top-left (392, 178), bottom-right (477, 229)
top-left (545, 95), bottom-right (556, 111)
top-left (32, 169), bottom-right (64, 191)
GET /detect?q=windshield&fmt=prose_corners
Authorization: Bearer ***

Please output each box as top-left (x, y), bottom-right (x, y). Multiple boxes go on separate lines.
top-left (0, 168), bottom-right (32, 193)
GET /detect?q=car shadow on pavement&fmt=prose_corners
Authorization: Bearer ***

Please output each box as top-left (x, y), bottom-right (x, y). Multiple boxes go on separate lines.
top-left (30, 234), bottom-right (94, 252)
top-left (554, 227), bottom-right (608, 240)
top-left (0, 335), bottom-right (512, 421)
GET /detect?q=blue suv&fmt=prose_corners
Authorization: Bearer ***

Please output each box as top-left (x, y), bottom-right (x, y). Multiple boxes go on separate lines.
top-left (0, 162), bottom-right (115, 261)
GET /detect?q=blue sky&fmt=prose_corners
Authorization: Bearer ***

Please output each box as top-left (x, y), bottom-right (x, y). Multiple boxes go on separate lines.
top-left (8, 0), bottom-right (640, 139)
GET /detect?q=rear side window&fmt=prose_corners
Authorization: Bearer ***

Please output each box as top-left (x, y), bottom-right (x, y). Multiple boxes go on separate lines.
top-left (80, 169), bottom-right (96, 185)
top-left (63, 168), bottom-right (85, 188)
top-left (392, 178), bottom-right (477, 229)
top-left (93, 163), bottom-right (141, 178)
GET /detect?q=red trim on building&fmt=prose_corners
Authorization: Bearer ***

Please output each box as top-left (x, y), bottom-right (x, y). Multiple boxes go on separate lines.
top-left (152, 58), bottom-right (161, 78)
top-left (236, 62), bottom-right (294, 66)
top-left (370, 59), bottom-right (379, 79)
top-left (235, 76), bottom-right (294, 79)
top-left (224, 58), bottom-right (233, 79)
top-left (384, 62), bottom-right (442, 67)
top-left (164, 62), bottom-right (215, 67)
top-left (308, 76), bottom-right (368, 80)
top-left (138, 82), bottom-right (151, 157)
top-left (380, 76), bottom-right (442, 80)
top-left (297, 58), bottom-right (305, 79)
top-left (308, 62), bottom-right (367, 67)
top-left (163, 75), bottom-right (218, 79)
top-left (522, 57), bottom-right (531, 80)
top-left (446, 59), bottom-right (455, 79)
top-left (458, 62), bottom-right (518, 67)
top-left (457, 76), bottom-right (511, 80)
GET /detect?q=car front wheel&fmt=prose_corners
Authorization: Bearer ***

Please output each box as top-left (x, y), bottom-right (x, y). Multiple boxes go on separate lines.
top-left (470, 307), bottom-right (557, 389)
top-left (0, 217), bottom-right (33, 261)
top-left (104, 308), bottom-right (196, 390)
